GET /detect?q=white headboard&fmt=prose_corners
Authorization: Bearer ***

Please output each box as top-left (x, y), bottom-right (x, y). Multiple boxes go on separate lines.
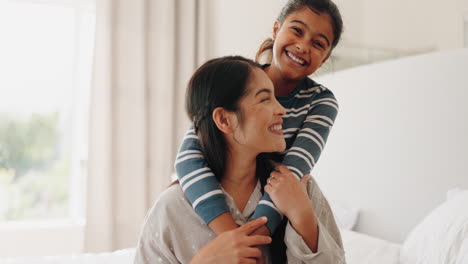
top-left (313, 49), bottom-right (468, 243)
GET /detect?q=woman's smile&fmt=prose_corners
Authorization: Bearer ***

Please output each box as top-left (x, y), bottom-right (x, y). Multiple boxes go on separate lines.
top-left (268, 122), bottom-right (284, 136)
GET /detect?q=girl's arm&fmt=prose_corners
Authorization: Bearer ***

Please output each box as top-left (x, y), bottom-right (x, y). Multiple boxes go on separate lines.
top-left (175, 127), bottom-right (237, 234)
top-left (281, 88), bottom-right (338, 179)
top-left (265, 166), bottom-right (345, 263)
top-left (251, 88), bottom-right (339, 233)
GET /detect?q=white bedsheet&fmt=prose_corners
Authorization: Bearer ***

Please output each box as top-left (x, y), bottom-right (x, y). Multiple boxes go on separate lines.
top-left (0, 248), bottom-right (136, 264)
top-left (1, 229), bottom-right (400, 264)
top-left (341, 229), bottom-right (401, 264)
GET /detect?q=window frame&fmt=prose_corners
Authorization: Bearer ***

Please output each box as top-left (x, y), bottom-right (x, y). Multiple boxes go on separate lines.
top-left (0, 0), bottom-right (95, 257)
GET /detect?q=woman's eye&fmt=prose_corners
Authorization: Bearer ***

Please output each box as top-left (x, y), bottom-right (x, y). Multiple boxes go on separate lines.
top-left (260, 98), bottom-right (270, 103)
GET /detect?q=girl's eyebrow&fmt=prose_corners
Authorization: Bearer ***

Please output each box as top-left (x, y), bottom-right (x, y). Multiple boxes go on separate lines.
top-left (255, 88), bottom-right (272, 97)
top-left (290, 20), bottom-right (331, 47)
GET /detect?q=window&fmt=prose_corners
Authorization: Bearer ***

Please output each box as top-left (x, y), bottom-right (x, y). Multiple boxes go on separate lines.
top-left (465, 15), bottom-right (468, 48)
top-left (0, 0), bottom-right (94, 227)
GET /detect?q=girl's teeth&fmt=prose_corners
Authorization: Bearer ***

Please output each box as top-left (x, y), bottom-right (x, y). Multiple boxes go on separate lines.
top-left (287, 51), bottom-right (305, 65)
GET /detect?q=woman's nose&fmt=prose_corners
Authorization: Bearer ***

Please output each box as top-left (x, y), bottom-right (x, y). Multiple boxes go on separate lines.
top-left (276, 100), bottom-right (286, 116)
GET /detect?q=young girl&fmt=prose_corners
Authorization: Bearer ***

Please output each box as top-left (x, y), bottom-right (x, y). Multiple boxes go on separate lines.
top-left (176, 0), bottom-right (343, 235)
top-left (135, 56), bottom-right (344, 263)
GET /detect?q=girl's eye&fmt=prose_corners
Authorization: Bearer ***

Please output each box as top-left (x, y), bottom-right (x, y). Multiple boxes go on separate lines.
top-left (313, 41), bottom-right (324, 49)
top-left (291, 27), bottom-right (302, 35)
top-left (260, 98), bottom-right (270, 103)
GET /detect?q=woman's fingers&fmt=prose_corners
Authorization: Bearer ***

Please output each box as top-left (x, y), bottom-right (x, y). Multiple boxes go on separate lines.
top-left (241, 247), bottom-right (263, 258)
top-left (242, 258), bottom-right (257, 264)
top-left (240, 217), bottom-right (268, 235)
top-left (245, 235), bottom-right (272, 247)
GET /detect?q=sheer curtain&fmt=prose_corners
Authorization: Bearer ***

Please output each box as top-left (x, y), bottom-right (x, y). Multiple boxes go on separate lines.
top-left (85, 0), bottom-right (201, 252)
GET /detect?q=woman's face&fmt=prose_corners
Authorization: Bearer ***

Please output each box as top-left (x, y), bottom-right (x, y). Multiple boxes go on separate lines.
top-left (271, 7), bottom-right (334, 81)
top-left (232, 68), bottom-right (286, 154)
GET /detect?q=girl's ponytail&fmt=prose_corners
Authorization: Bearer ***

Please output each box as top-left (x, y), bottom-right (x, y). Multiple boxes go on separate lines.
top-left (255, 38), bottom-right (274, 64)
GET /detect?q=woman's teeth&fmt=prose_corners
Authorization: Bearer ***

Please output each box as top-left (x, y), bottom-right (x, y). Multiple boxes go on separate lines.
top-left (269, 124), bottom-right (282, 131)
top-left (286, 51), bottom-right (305, 65)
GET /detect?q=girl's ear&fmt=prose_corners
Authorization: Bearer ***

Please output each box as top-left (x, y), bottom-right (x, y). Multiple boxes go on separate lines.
top-left (272, 21), bottom-right (280, 40)
top-left (320, 52), bottom-right (331, 66)
top-left (212, 107), bottom-right (237, 134)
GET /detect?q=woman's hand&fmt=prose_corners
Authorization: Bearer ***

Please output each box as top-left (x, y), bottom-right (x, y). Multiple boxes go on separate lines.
top-left (190, 217), bottom-right (271, 264)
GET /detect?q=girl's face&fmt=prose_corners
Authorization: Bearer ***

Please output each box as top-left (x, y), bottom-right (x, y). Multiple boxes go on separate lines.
top-left (271, 7), bottom-right (334, 81)
top-left (232, 68), bottom-right (286, 154)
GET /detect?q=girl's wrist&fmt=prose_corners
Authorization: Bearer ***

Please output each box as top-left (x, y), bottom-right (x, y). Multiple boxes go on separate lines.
top-left (287, 203), bottom-right (316, 228)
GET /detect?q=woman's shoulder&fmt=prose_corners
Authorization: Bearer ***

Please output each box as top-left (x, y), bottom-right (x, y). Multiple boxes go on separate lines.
top-left (144, 184), bottom-right (190, 225)
top-left (305, 176), bottom-right (333, 219)
top-left (157, 184), bottom-right (185, 203)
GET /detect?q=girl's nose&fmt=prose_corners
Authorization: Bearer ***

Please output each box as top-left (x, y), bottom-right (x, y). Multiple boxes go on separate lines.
top-left (295, 42), bottom-right (308, 54)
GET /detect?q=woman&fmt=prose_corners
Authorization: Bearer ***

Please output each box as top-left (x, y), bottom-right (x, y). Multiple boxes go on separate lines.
top-left (134, 56), bottom-right (344, 263)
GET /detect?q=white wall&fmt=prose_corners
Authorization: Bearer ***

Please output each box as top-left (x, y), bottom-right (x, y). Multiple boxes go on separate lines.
top-left (202, 0), bottom-right (468, 61)
top-left (200, 0), bottom-right (285, 61)
top-left (313, 49), bottom-right (468, 242)
top-left (362, 0), bottom-right (468, 51)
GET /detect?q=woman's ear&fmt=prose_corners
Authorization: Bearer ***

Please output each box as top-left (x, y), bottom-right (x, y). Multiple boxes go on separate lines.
top-left (212, 107), bottom-right (237, 134)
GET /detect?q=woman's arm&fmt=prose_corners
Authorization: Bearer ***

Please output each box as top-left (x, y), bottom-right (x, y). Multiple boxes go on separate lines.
top-left (175, 127), bottom-right (238, 234)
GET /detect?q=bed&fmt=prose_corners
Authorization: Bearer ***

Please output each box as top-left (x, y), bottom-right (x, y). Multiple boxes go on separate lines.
top-left (0, 229), bottom-right (400, 264)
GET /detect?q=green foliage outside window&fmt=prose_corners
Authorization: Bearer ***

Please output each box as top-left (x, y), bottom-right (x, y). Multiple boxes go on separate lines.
top-left (0, 113), bottom-right (69, 221)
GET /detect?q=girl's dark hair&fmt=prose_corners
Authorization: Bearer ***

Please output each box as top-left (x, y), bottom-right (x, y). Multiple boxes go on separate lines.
top-left (186, 56), bottom-right (287, 263)
top-left (186, 56), bottom-right (261, 180)
top-left (255, 0), bottom-right (343, 62)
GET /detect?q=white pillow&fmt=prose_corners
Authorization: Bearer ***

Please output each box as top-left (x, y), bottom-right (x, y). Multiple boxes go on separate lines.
top-left (329, 201), bottom-right (360, 230)
top-left (400, 189), bottom-right (468, 264)
top-left (456, 238), bottom-right (468, 264)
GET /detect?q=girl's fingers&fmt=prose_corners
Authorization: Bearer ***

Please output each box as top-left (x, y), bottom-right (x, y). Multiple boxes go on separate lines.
top-left (275, 164), bottom-right (290, 174)
top-left (301, 173), bottom-right (311, 184)
top-left (240, 217), bottom-right (268, 234)
top-left (269, 170), bottom-right (281, 179)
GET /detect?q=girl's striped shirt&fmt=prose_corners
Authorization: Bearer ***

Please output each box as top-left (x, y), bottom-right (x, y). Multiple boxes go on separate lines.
top-left (175, 77), bottom-right (338, 232)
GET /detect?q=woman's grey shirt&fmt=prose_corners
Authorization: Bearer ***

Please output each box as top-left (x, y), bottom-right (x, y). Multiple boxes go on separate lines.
top-left (134, 177), bottom-right (345, 263)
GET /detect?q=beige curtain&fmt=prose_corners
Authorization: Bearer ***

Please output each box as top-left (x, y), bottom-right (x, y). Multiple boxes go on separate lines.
top-left (85, 0), bottom-right (202, 252)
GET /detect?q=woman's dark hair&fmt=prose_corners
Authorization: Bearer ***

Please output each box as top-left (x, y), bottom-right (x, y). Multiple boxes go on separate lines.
top-left (255, 0), bottom-right (343, 62)
top-left (186, 56), bottom-right (287, 263)
top-left (186, 55), bottom-right (261, 180)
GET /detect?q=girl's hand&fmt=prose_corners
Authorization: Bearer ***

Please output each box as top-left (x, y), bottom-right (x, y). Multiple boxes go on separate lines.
top-left (190, 217), bottom-right (271, 264)
top-left (264, 165), bottom-right (313, 222)
top-left (265, 166), bottom-right (319, 252)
